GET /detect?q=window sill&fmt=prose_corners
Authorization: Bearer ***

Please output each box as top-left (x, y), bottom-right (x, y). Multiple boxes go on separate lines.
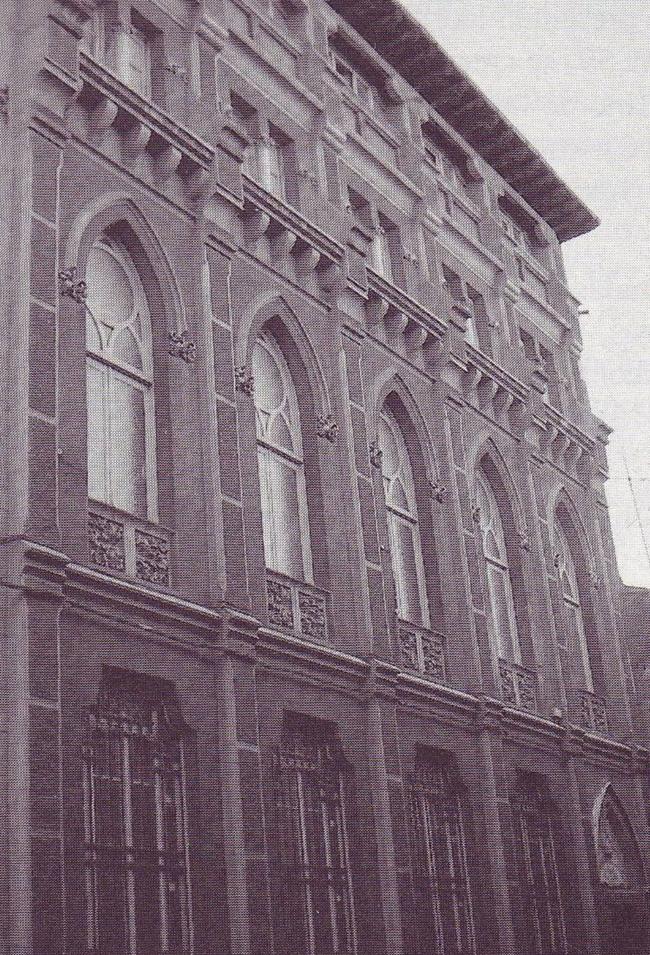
top-left (88, 501), bottom-right (172, 588)
top-left (266, 570), bottom-right (329, 644)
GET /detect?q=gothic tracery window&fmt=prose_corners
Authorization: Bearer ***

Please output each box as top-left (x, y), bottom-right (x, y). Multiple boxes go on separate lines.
top-left (553, 517), bottom-right (594, 690)
top-left (253, 331), bottom-right (312, 581)
top-left (82, 673), bottom-right (193, 955)
top-left (475, 469), bottom-right (520, 662)
top-left (86, 237), bottom-right (157, 521)
top-left (378, 407), bottom-right (430, 627)
top-left (512, 776), bottom-right (568, 955)
top-left (407, 752), bottom-right (477, 955)
top-left (274, 718), bottom-right (357, 955)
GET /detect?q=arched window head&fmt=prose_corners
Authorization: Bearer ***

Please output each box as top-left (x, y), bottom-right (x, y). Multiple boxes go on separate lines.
top-left (253, 331), bottom-right (312, 581)
top-left (475, 469), bottom-right (520, 662)
top-left (378, 407), bottom-right (429, 627)
top-left (595, 787), bottom-right (645, 891)
top-left (85, 237), bottom-right (157, 521)
top-left (553, 517), bottom-right (594, 690)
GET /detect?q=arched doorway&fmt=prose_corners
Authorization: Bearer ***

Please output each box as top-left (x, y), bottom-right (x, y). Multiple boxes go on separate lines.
top-left (594, 786), bottom-right (648, 954)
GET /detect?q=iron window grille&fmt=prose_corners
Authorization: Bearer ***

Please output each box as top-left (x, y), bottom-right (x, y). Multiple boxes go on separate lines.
top-left (511, 776), bottom-right (568, 955)
top-left (273, 720), bottom-right (358, 955)
top-left (407, 753), bottom-right (477, 955)
top-left (82, 675), bottom-right (193, 955)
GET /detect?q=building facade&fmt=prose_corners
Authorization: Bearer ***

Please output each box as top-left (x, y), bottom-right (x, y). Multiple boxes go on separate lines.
top-left (0, 1), bottom-right (648, 953)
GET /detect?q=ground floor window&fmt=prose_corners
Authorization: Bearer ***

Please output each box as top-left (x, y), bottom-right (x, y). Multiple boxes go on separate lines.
top-left (407, 750), bottom-right (476, 955)
top-left (511, 774), bottom-right (567, 955)
top-left (274, 716), bottom-right (357, 955)
top-left (82, 671), bottom-right (193, 955)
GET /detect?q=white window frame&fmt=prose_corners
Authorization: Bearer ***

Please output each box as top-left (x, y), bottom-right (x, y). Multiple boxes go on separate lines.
top-left (379, 408), bottom-right (430, 628)
top-left (253, 332), bottom-right (313, 582)
top-left (86, 238), bottom-right (158, 523)
top-left (475, 469), bottom-right (521, 663)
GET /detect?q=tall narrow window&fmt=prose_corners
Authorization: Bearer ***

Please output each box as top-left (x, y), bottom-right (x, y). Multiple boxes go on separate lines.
top-left (512, 776), bottom-right (568, 955)
top-left (253, 332), bottom-right (312, 580)
top-left (408, 752), bottom-right (477, 955)
top-left (553, 518), bottom-right (594, 690)
top-left (86, 238), bottom-right (157, 521)
top-left (379, 408), bottom-right (429, 627)
top-left (124, 22), bottom-right (152, 99)
top-left (83, 673), bottom-right (193, 955)
top-left (274, 718), bottom-right (357, 955)
top-left (369, 224), bottom-right (393, 280)
top-left (475, 470), bottom-right (520, 661)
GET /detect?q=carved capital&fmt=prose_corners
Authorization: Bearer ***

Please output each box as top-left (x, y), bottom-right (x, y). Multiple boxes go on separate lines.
top-left (168, 330), bottom-right (197, 364)
top-left (58, 266), bottom-right (87, 304)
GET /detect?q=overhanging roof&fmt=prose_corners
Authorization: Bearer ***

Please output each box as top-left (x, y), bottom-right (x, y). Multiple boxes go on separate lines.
top-left (327, 0), bottom-right (599, 242)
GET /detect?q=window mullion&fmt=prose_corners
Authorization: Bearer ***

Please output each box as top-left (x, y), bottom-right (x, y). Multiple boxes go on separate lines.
top-left (154, 749), bottom-right (170, 954)
top-left (295, 771), bottom-right (317, 955)
top-left (121, 734), bottom-right (138, 955)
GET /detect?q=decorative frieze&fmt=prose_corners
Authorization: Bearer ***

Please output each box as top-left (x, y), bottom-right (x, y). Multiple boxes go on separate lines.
top-left (168, 330), bottom-right (197, 365)
top-left (58, 266), bottom-right (87, 304)
top-left (88, 512), bottom-right (126, 572)
top-left (499, 659), bottom-right (536, 713)
top-left (135, 530), bottom-right (170, 587)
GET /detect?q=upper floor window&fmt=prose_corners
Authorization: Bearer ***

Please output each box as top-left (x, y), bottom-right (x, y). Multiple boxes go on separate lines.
top-left (349, 190), bottom-right (403, 285)
top-left (329, 44), bottom-right (379, 114)
top-left (253, 331), bottom-right (312, 581)
top-left (475, 469), bottom-right (520, 663)
top-left (553, 518), bottom-right (594, 690)
top-left (378, 407), bottom-right (429, 628)
top-left (274, 716), bottom-right (358, 955)
top-left (511, 776), bottom-right (568, 955)
top-left (408, 751), bottom-right (477, 955)
top-left (84, 7), bottom-right (154, 100)
top-left (83, 672), bottom-right (193, 955)
top-left (244, 134), bottom-right (285, 198)
top-left (86, 237), bottom-right (157, 521)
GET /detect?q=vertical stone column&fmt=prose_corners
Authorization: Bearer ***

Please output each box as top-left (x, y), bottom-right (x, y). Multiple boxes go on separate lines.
top-left (561, 736), bottom-right (602, 955)
top-left (473, 704), bottom-right (517, 955)
top-left (364, 672), bottom-right (404, 955)
top-left (216, 612), bottom-right (273, 955)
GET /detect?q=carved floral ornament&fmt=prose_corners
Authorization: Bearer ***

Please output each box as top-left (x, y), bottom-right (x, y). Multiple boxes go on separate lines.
top-left (369, 439), bottom-right (383, 469)
top-left (168, 330), bottom-right (197, 365)
top-left (58, 266), bottom-right (88, 304)
top-left (235, 365), bottom-right (255, 395)
top-left (316, 413), bottom-right (339, 444)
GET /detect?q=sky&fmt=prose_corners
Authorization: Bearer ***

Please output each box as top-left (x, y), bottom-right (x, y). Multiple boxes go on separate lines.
top-left (399, 0), bottom-right (650, 588)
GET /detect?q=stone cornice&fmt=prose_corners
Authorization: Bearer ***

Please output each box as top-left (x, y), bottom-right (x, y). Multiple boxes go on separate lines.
top-left (325, 0), bottom-right (599, 242)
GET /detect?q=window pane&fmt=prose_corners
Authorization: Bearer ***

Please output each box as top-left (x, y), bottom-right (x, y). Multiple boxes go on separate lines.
top-left (126, 27), bottom-right (151, 98)
top-left (487, 564), bottom-right (517, 660)
top-left (389, 514), bottom-right (424, 625)
top-left (253, 341), bottom-right (285, 415)
top-left (109, 375), bottom-right (148, 517)
top-left (87, 362), bottom-right (108, 504)
top-left (86, 245), bottom-right (134, 329)
top-left (258, 448), bottom-right (304, 578)
top-left (112, 327), bottom-right (143, 371)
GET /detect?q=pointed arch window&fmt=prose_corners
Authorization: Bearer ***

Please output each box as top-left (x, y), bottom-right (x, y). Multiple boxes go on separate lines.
top-left (83, 673), bottom-right (193, 955)
top-left (378, 407), bottom-right (430, 627)
top-left (553, 518), bottom-right (594, 690)
top-left (86, 238), bottom-right (157, 521)
top-left (253, 332), bottom-right (312, 581)
top-left (475, 469), bottom-right (520, 661)
top-left (512, 776), bottom-right (568, 955)
top-left (408, 752), bottom-right (477, 955)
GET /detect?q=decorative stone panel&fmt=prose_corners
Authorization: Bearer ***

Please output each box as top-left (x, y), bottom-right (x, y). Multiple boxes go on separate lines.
top-left (88, 512), bottom-right (126, 572)
top-left (576, 688), bottom-right (608, 734)
top-left (499, 659), bottom-right (537, 713)
top-left (266, 573), bottom-right (329, 642)
top-left (135, 530), bottom-right (170, 586)
top-left (298, 589), bottom-right (327, 642)
top-left (398, 621), bottom-right (446, 682)
top-left (267, 577), bottom-right (295, 630)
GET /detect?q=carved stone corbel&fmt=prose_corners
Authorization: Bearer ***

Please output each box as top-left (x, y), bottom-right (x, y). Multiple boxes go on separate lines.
top-left (366, 292), bottom-right (390, 327)
top-left (294, 244), bottom-right (322, 275)
top-left (155, 145), bottom-right (183, 181)
top-left (89, 96), bottom-right (119, 131)
top-left (384, 307), bottom-right (408, 337)
top-left (404, 320), bottom-right (428, 352)
top-left (123, 120), bottom-right (152, 156)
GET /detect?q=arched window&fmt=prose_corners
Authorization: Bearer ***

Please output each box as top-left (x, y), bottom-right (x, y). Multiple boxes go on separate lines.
top-left (253, 331), bottom-right (312, 581)
top-left (86, 237), bottom-right (157, 521)
top-left (408, 752), bottom-right (476, 955)
top-left (553, 518), bottom-right (594, 690)
top-left (378, 407), bottom-right (429, 627)
top-left (512, 776), bottom-right (568, 955)
top-left (475, 469), bottom-right (520, 661)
